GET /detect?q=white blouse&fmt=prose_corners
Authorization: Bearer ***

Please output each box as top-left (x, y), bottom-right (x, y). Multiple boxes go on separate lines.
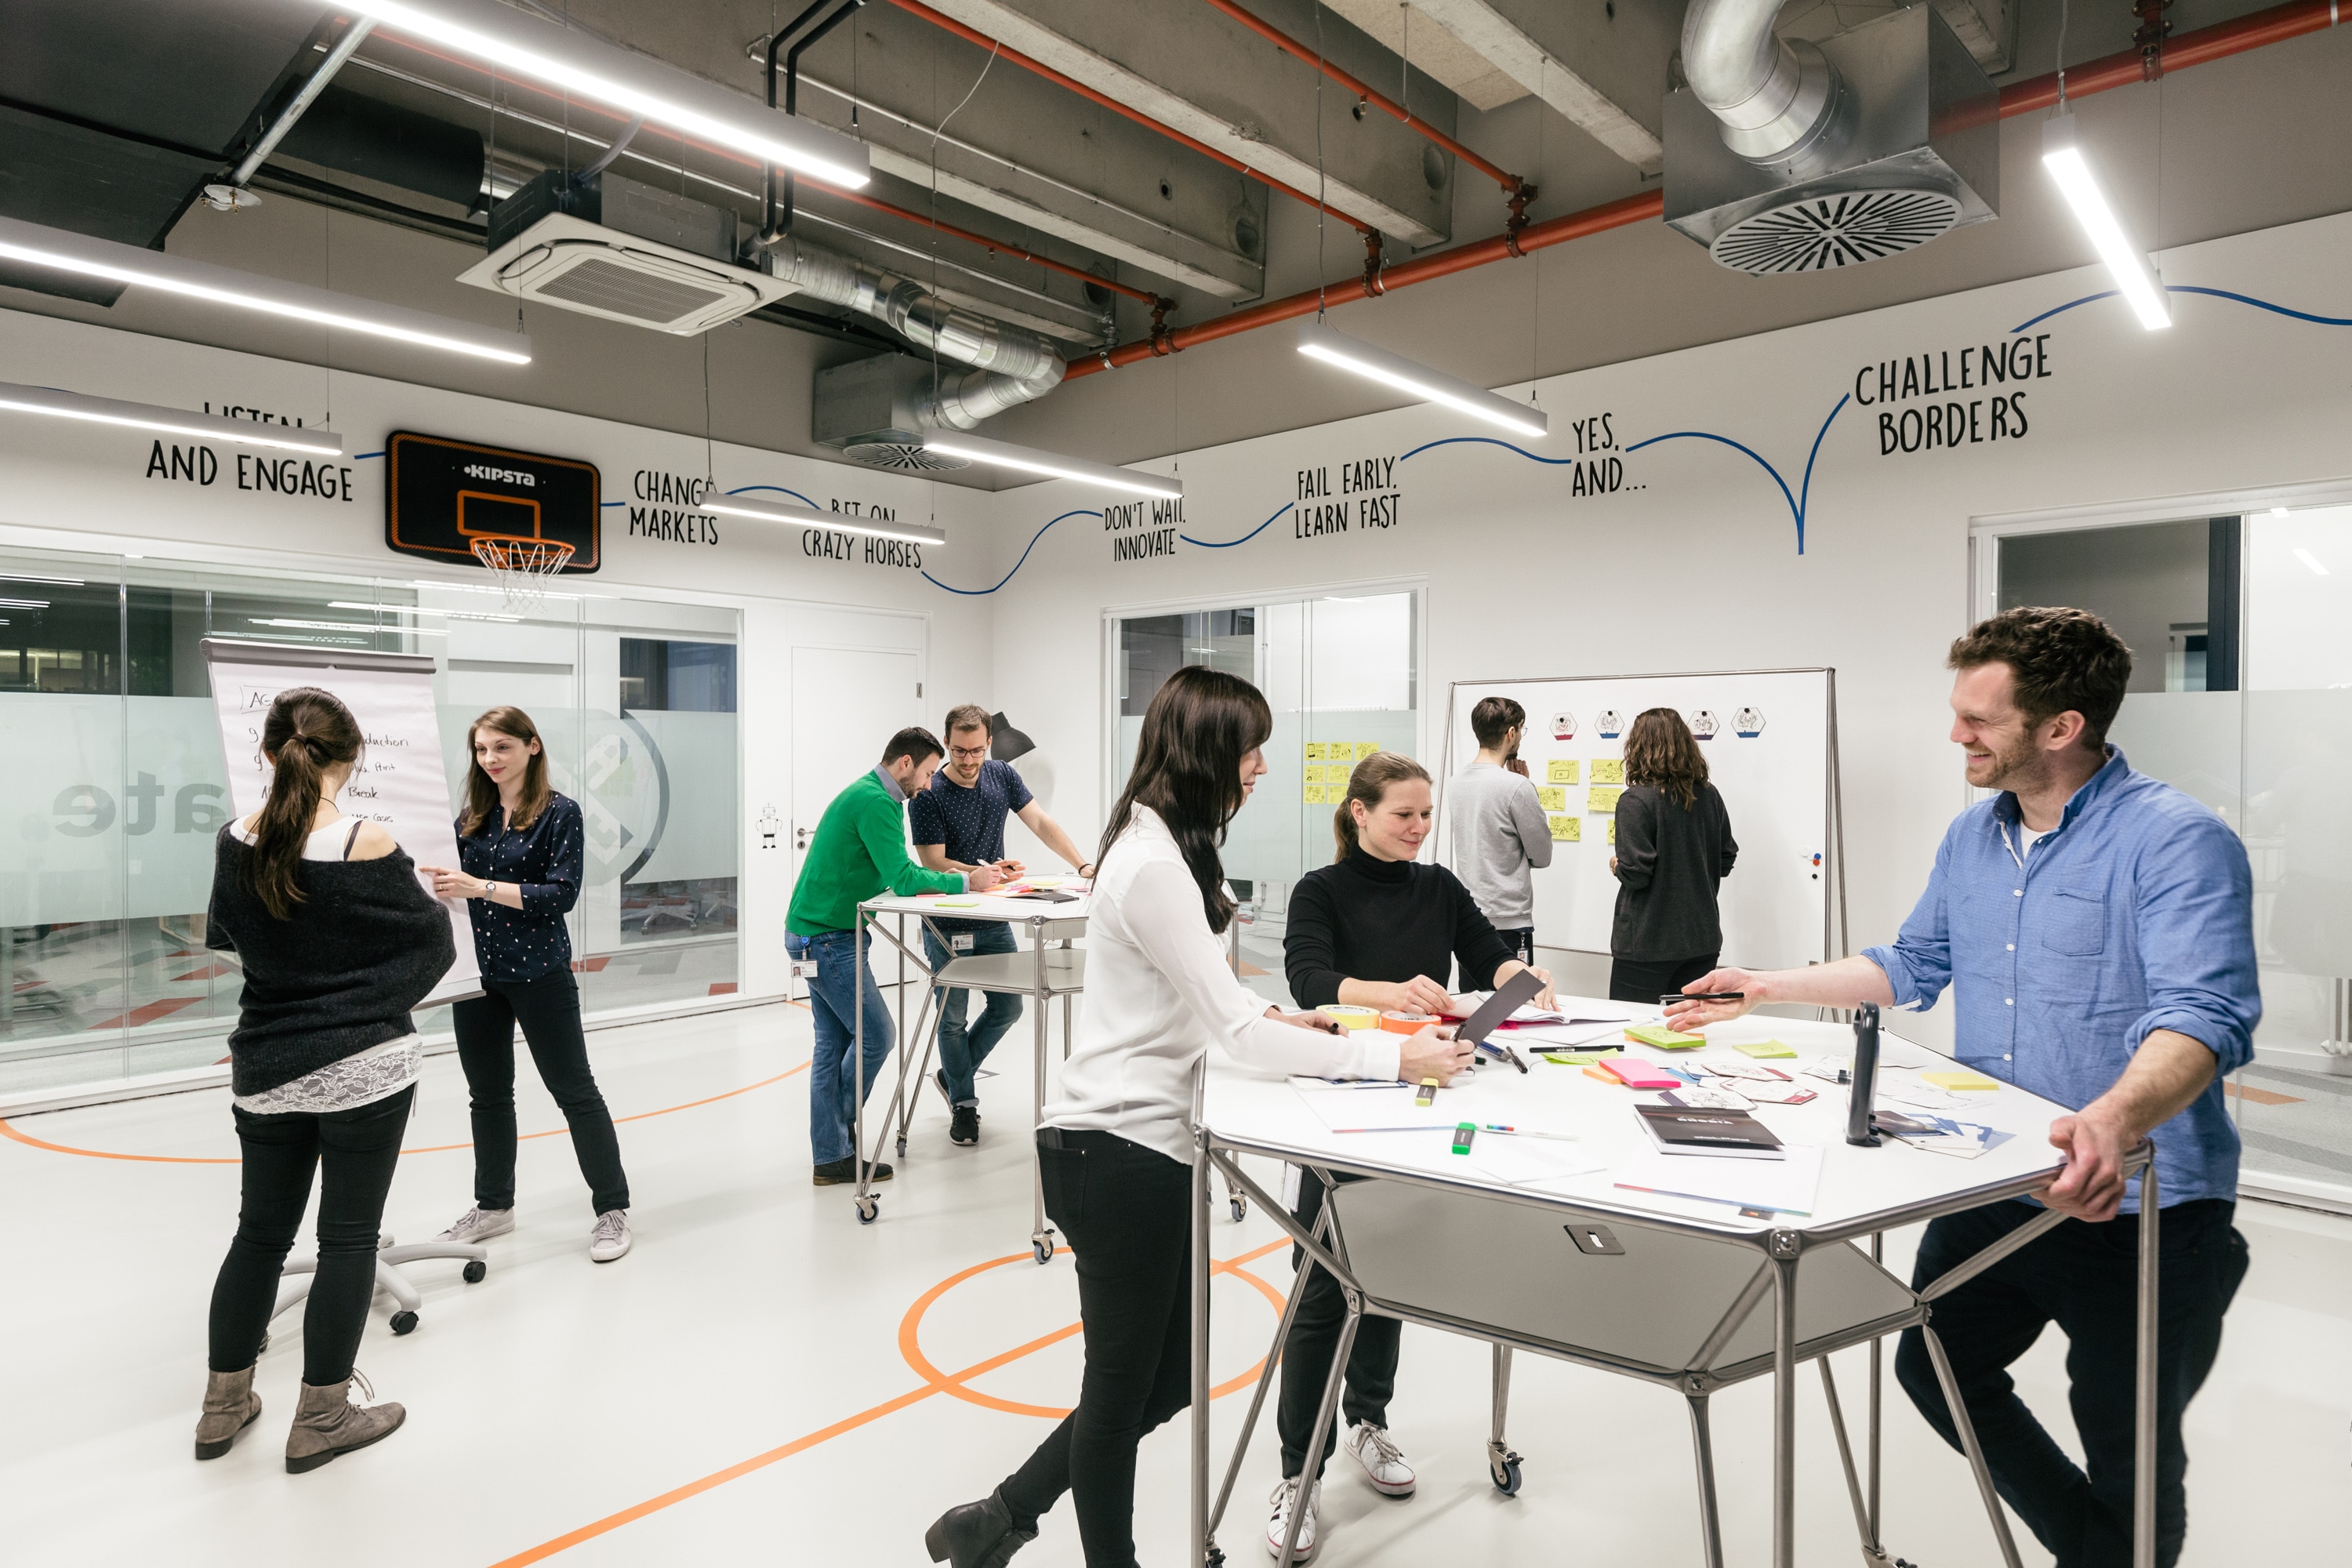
top-left (1044, 805), bottom-right (1401, 1164)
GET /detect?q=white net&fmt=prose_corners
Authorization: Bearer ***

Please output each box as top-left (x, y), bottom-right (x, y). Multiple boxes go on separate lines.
top-left (469, 535), bottom-right (575, 615)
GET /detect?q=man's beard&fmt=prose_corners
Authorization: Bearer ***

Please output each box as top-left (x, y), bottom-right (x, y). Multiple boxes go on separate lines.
top-left (1971, 729), bottom-right (2045, 793)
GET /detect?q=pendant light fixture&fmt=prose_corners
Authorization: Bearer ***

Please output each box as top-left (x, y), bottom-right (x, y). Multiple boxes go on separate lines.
top-left (340, 0), bottom-right (870, 190)
top-left (699, 488), bottom-right (948, 546)
top-left (0, 380), bottom-right (343, 454)
top-left (920, 433), bottom-right (1183, 500)
top-left (0, 216), bottom-right (532, 363)
top-left (2041, 114), bottom-right (2169, 330)
top-left (1296, 320), bottom-right (1548, 438)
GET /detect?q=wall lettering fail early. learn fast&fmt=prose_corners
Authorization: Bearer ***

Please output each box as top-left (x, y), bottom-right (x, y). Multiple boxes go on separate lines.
top-left (1294, 456), bottom-right (1402, 539)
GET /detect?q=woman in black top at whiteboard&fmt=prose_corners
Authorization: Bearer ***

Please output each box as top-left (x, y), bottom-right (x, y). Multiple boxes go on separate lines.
top-left (1607, 708), bottom-right (1740, 1005)
top-left (419, 706), bottom-right (633, 1264)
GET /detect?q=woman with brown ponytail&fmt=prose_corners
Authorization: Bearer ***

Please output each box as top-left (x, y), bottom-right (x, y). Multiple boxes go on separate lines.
top-left (196, 687), bottom-right (455, 1473)
top-left (1608, 707), bottom-right (1739, 1005)
top-left (1261, 750), bottom-right (1555, 1556)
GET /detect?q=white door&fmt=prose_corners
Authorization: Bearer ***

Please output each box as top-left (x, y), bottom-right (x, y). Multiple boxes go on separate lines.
top-left (790, 645), bottom-right (924, 993)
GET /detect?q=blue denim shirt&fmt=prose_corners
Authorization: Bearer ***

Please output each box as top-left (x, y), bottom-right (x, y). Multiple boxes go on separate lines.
top-left (1863, 748), bottom-right (2259, 1210)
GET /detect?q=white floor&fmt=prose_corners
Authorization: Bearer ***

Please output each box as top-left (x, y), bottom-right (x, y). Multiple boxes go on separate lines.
top-left (3, 1000), bottom-right (2348, 1566)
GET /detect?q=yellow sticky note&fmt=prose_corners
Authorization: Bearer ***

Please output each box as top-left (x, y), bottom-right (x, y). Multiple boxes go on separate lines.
top-left (1355, 742), bottom-right (1379, 761)
top-left (1607, 819), bottom-right (1616, 844)
top-left (1588, 786), bottom-right (1624, 812)
top-left (1537, 786), bottom-right (1567, 811)
top-left (1547, 759), bottom-right (1579, 785)
top-left (1302, 783), bottom-right (1323, 804)
top-left (1923, 1070), bottom-right (2003, 1092)
top-left (1306, 742), bottom-right (1327, 761)
top-left (1548, 815), bottom-right (1580, 842)
top-left (1591, 758), bottom-right (1625, 784)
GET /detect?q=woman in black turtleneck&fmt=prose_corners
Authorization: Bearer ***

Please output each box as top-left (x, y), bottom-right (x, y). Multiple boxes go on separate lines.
top-left (1265, 751), bottom-right (1555, 1558)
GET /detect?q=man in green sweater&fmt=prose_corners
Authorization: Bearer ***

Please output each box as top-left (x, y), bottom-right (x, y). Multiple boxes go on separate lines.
top-left (787, 727), bottom-right (1004, 1184)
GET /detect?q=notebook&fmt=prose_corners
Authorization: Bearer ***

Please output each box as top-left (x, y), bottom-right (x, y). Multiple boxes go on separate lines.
top-left (1635, 1103), bottom-right (1785, 1160)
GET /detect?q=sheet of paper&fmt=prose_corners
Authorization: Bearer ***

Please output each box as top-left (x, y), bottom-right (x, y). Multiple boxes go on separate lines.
top-left (1292, 1082), bottom-right (1455, 1132)
top-left (1608, 1144), bottom-right (1824, 1217)
top-left (1511, 1021), bottom-right (1627, 1048)
top-left (1465, 1135), bottom-right (1602, 1187)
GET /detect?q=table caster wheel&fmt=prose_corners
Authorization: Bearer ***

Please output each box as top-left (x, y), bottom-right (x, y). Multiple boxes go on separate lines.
top-left (1487, 1443), bottom-right (1523, 1496)
top-left (1033, 1236), bottom-right (1054, 1265)
top-left (896, 1135), bottom-right (909, 1158)
top-left (462, 1259), bottom-right (488, 1283)
top-left (390, 1311), bottom-right (419, 1336)
top-left (1229, 1195), bottom-right (1247, 1222)
top-left (856, 1194), bottom-right (880, 1224)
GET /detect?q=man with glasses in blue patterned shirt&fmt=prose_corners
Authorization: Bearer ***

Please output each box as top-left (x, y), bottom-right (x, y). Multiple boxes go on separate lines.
top-left (1670, 606), bottom-right (2257, 1568)
top-left (912, 705), bottom-right (1098, 1148)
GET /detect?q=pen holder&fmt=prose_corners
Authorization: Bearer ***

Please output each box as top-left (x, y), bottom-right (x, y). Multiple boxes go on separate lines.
top-left (1846, 1001), bottom-right (1883, 1147)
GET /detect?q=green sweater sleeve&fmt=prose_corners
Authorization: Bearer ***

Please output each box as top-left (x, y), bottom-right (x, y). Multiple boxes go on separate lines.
top-left (856, 790), bottom-right (964, 898)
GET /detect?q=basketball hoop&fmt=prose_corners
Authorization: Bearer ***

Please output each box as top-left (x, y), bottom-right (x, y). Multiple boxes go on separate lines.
top-left (470, 534), bottom-right (575, 615)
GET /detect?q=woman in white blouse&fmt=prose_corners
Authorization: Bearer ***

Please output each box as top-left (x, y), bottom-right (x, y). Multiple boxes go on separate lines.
top-left (924, 666), bottom-right (1473, 1568)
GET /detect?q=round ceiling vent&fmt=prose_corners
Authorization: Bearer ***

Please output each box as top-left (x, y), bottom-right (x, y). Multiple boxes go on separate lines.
top-left (843, 441), bottom-right (967, 471)
top-left (1710, 188), bottom-right (1962, 275)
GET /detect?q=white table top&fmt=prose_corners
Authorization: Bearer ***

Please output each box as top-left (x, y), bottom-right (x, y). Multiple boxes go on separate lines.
top-left (860, 886), bottom-right (1092, 924)
top-left (1203, 996), bottom-right (2070, 1240)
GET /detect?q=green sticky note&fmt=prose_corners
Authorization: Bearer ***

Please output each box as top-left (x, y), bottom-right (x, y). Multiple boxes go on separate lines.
top-left (1735, 1040), bottom-right (1798, 1059)
top-left (1542, 1051), bottom-right (1610, 1066)
top-left (1625, 1022), bottom-right (1707, 1050)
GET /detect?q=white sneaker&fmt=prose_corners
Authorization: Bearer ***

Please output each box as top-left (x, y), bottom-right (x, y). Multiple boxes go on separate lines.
top-left (1342, 1421), bottom-right (1417, 1496)
top-left (589, 1209), bottom-right (632, 1263)
top-left (437, 1205), bottom-right (515, 1243)
top-left (1265, 1477), bottom-right (1319, 1559)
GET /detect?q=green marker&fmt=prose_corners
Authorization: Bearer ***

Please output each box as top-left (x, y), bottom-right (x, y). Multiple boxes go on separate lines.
top-left (1452, 1122), bottom-right (1476, 1154)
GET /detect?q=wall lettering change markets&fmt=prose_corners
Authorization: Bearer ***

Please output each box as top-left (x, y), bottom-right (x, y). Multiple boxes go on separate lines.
top-left (627, 468), bottom-right (719, 545)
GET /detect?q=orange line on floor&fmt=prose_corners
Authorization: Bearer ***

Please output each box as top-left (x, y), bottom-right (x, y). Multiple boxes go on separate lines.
top-left (401, 1065), bottom-right (808, 1153)
top-left (485, 1236), bottom-right (1296, 1566)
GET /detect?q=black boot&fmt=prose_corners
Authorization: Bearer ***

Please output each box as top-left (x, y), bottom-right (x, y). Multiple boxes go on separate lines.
top-left (924, 1489), bottom-right (1035, 1568)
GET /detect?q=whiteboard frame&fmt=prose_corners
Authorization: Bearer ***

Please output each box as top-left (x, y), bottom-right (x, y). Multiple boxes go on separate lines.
top-left (1432, 667), bottom-right (1847, 967)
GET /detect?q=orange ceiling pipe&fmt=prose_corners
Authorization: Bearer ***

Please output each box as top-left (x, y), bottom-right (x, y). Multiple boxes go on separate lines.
top-left (1065, 0), bottom-right (2343, 380)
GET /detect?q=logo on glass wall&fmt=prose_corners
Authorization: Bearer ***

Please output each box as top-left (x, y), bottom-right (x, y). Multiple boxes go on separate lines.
top-left (384, 430), bottom-right (601, 573)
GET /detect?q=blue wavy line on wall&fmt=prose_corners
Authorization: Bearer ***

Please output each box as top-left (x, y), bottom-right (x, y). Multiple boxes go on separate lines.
top-left (2011, 284), bottom-right (2352, 335)
top-left (924, 509), bottom-right (1100, 596)
top-left (1181, 500), bottom-right (1294, 549)
top-left (1401, 402), bottom-right (1853, 555)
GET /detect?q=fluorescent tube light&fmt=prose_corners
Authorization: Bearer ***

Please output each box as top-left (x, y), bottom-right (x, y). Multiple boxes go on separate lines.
top-left (0, 597), bottom-right (51, 609)
top-left (2041, 114), bottom-right (2169, 332)
top-left (0, 216), bottom-right (532, 364)
top-left (346, 0), bottom-right (870, 190)
top-left (699, 488), bottom-right (948, 546)
top-left (0, 380), bottom-right (343, 454)
top-left (1296, 318), bottom-right (1547, 439)
top-left (0, 572), bottom-right (82, 585)
top-left (325, 601), bottom-right (519, 621)
top-left (2270, 506), bottom-right (2291, 517)
top-left (2294, 548), bottom-right (2328, 577)
top-left (249, 618), bottom-right (449, 635)
top-left (918, 433), bottom-right (1183, 501)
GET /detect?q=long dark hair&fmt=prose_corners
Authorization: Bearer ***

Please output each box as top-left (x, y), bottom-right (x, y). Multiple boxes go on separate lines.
top-left (248, 687), bottom-right (364, 920)
top-left (459, 705), bottom-right (553, 837)
top-left (1099, 666), bottom-right (1272, 935)
top-left (1623, 706), bottom-right (1709, 808)
top-left (1333, 751), bottom-right (1430, 862)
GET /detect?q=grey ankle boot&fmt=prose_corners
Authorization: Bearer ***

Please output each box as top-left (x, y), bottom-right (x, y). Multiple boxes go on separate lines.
top-left (924, 1489), bottom-right (1036, 1568)
top-left (285, 1370), bottom-right (405, 1474)
top-left (194, 1367), bottom-right (262, 1460)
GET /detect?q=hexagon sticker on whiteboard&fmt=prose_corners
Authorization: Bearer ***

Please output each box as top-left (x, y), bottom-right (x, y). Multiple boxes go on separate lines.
top-left (1595, 710), bottom-right (1624, 739)
top-left (1734, 706), bottom-right (1766, 738)
top-left (1688, 709), bottom-right (1720, 740)
top-left (1550, 711), bottom-right (1577, 740)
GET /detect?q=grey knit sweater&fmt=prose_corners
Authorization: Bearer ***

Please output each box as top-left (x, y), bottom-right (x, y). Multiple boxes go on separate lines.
top-left (207, 827), bottom-right (457, 1097)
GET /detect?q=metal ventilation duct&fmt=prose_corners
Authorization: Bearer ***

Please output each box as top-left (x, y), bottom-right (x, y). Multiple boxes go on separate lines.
top-left (1666, 6), bottom-right (1998, 274)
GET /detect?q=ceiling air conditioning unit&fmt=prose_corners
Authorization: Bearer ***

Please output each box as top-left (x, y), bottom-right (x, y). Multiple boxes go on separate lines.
top-left (458, 170), bottom-right (795, 333)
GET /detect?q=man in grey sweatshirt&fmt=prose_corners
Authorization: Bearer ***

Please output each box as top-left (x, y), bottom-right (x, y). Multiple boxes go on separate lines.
top-left (1446, 696), bottom-right (1554, 964)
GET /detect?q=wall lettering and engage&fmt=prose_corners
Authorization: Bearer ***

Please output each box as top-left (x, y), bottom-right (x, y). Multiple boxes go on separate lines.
top-left (142, 441), bottom-right (356, 502)
top-left (1858, 336), bottom-right (2051, 456)
top-left (1107, 498), bottom-right (1180, 561)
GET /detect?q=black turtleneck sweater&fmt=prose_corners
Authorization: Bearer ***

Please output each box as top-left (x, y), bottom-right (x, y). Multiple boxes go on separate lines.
top-left (1283, 849), bottom-right (1515, 1009)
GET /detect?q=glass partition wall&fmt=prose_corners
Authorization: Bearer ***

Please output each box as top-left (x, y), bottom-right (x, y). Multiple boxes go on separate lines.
top-left (1109, 587), bottom-right (1421, 1011)
top-left (0, 544), bottom-right (741, 1100)
top-left (1988, 506), bottom-right (2352, 1207)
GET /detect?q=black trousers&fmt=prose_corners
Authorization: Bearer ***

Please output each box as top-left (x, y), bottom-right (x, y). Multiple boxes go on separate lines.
top-left (1896, 1199), bottom-right (2249, 1568)
top-left (208, 1086), bottom-right (414, 1386)
top-left (1607, 950), bottom-right (1719, 1006)
top-left (1000, 1130), bottom-right (1193, 1568)
top-left (1494, 926), bottom-right (1537, 968)
top-left (1277, 1171), bottom-right (1402, 1479)
top-left (453, 969), bottom-right (630, 1215)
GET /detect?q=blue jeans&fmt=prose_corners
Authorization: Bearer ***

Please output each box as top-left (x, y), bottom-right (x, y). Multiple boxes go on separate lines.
top-left (923, 923), bottom-right (1025, 1107)
top-left (789, 928), bottom-right (894, 1167)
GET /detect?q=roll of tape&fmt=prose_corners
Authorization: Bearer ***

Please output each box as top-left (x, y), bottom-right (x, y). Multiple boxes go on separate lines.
top-left (1316, 1004), bottom-right (1381, 1030)
top-left (1380, 1010), bottom-right (1438, 1033)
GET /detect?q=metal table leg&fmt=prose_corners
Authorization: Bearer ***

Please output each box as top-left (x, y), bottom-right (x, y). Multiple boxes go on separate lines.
top-left (1191, 1123), bottom-right (1215, 1568)
top-left (1686, 1392), bottom-right (1726, 1568)
top-left (851, 915), bottom-right (879, 1224)
top-left (1487, 1343), bottom-right (1524, 1494)
top-left (1276, 1297), bottom-right (1361, 1568)
top-left (1029, 921), bottom-right (1053, 1265)
top-left (1870, 1231), bottom-right (1884, 1548)
top-left (1209, 1204), bottom-right (1329, 1541)
top-left (1770, 1240), bottom-right (1798, 1568)
top-left (1918, 1319), bottom-right (2025, 1568)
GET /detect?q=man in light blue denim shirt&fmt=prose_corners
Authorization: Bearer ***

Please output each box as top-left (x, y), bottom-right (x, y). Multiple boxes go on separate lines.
top-left (1671, 608), bottom-right (2254, 1568)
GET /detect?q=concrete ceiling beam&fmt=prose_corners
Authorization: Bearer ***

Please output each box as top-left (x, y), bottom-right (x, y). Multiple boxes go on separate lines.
top-left (1405, 0), bottom-right (1667, 172)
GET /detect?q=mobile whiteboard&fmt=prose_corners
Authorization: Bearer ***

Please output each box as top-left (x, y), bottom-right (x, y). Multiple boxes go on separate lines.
top-left (202, 639), bottom-right (481, 1007)
top-left (1434, 669), bottom-right (1843, 971)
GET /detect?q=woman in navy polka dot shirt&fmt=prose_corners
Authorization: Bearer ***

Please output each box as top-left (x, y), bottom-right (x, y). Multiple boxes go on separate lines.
top-left (419, 706), bottom-right (633, 1265)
